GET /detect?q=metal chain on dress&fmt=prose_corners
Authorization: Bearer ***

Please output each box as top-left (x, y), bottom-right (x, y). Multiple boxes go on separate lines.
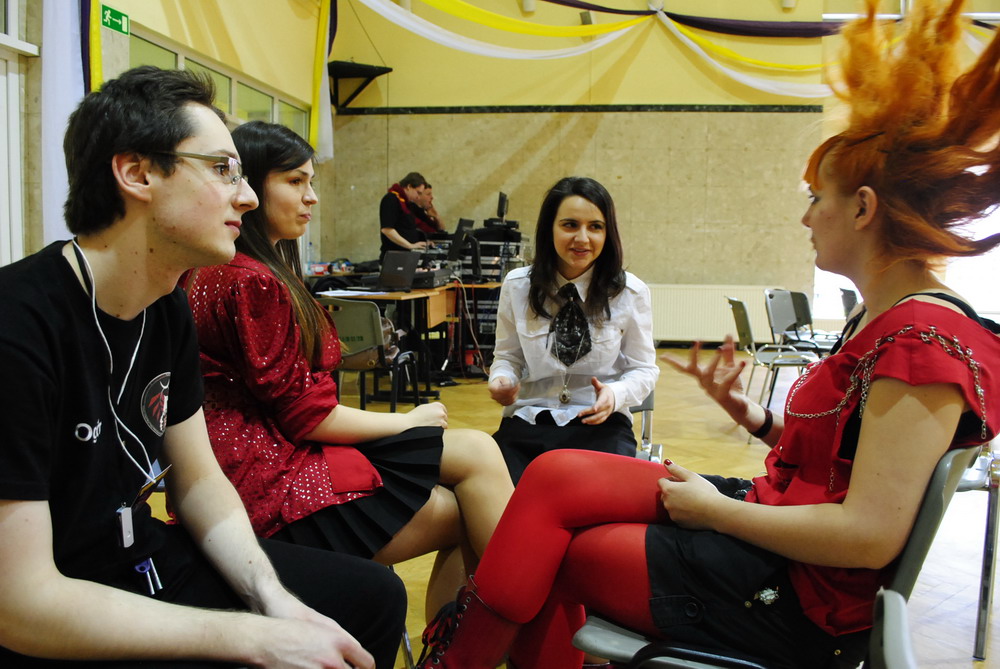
top-left (786, 324), bottom-right (988, 440)
top-left (920, 326), bottom-right (989, 441)
top-left (784, 326), bottom-right (912, 425)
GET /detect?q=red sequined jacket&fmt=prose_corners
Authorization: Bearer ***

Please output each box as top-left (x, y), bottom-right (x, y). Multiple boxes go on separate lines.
top-left (184, 254), bottom-right (382, 538)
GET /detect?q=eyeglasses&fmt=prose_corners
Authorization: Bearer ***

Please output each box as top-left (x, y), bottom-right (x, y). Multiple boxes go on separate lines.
top-left (157, 151), bottom-right (245, 186)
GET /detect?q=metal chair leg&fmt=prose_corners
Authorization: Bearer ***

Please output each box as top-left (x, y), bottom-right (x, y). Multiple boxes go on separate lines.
top-left (407, 359), bottom-right (420, 408)
top-left (358, 370), bottom-right (368, 410)
top-left (401, 625), bottom-right (416, 669)
top-left (389, 368), bottom-right (398, 413)
top-left (394, 351), bottom-right (419, 409)
top-left (746, 364), bottom-right (759, 404)
top-left (974, 474), bottom-right (999, 660)
top-left (386, 564), bottom-right (416, 668)
top-left (765, 367), bottom-right (780, 409)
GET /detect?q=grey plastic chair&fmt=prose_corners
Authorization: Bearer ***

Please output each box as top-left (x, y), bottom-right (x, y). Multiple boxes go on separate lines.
top-left (956, 442), bottom-right (998, 660)
top-left (727, 297), bottom-right (819, 413)
top-left (763, 289), bottom-right (835, 355)
top-left (841, 288), bottom-right (860, 319)
top-left (868, 588), bottom-right (917, 669)
top-left (572, 445), bottom-right (980, 668)
top-left (789, 291), bottom-right (840, 351)
top-left (631, 392), bottom-right (661, 463)
top-left (762, 289), bottom-right (801, 346)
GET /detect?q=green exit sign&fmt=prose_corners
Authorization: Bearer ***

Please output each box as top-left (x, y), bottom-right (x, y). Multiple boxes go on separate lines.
top-left (101, 6), bottom-right (130, 35)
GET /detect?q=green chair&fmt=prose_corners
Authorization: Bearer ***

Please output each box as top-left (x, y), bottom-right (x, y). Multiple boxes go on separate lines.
top-left (318, 297), bottom-right (419, 412)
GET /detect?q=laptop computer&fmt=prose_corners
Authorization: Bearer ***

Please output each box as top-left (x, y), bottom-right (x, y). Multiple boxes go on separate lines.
top-left (346, 250), bottom-right (420, 292)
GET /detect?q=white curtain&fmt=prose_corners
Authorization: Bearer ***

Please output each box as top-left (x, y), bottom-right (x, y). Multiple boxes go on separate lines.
top-left (41, 0), bottom-right (85, 243)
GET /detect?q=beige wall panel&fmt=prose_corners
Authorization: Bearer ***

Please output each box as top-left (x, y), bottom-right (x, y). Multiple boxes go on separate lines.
top-left (325, 111), bottom-right (821, 293)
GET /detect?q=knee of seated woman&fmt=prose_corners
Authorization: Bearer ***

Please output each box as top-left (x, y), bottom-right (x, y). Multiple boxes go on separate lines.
top-left (446, 428), bottom-right (502, 455)
top-left (520, 449), bottom-right (602, 487)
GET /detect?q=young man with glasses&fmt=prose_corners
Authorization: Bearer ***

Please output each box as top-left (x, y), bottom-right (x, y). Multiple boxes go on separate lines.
top-left (0, 66), bottom-right (406, 669)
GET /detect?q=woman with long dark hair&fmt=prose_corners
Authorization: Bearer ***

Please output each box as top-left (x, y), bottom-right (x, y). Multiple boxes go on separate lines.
top-left (488, 176), bottom-right (659, 483)
top-left (183, 122), bottom-right (513, 663)
top-left (416, 2), bottom-right (1000, 667)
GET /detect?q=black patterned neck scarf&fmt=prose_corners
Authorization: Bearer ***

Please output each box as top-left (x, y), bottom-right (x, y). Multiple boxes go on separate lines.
top-left (550, 283), bottom-right (592, 367)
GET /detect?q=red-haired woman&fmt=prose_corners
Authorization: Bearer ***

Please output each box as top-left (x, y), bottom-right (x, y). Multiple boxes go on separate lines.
top-left (416, 2), bottom-right (1000, 667)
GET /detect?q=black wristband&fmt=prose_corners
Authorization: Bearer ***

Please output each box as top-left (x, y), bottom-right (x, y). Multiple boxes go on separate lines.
top-left (750, 408), bottom-right (773, 439)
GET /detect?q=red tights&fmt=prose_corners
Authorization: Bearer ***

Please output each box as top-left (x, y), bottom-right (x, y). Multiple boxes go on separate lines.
top-left (474, 450), bottom-right (673, 669)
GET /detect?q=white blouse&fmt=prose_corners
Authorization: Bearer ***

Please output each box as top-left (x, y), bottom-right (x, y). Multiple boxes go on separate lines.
top-left (488, 265), bottom-right (659, 426)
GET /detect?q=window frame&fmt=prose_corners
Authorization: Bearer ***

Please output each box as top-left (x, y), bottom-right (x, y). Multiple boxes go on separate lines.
top-left (1, 0), bottom-right (39, 266)
top-left (129, 27), bottom-right (311, 132)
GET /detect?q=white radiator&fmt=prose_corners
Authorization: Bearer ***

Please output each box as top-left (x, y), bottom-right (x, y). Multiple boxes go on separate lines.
top-left (647, 284), bottom-right (775, 344)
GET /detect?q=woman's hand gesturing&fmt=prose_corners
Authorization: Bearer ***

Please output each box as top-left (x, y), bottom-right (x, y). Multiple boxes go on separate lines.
top-left (488, 376), bottom-right (521, 406)
top-left (660, 335), bottom-right (750, 423)
top-left (578, 377), bottom-right (616, 425)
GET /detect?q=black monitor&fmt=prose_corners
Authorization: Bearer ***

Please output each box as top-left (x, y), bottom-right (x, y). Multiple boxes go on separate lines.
top-left (446, 218), bottom-right (475, 262)
top-left (485, 192), bottom-right (517, 229)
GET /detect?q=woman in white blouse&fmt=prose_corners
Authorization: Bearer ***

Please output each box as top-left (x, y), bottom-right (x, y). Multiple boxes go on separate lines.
top-left (488, 176), bottom-right (659, 483)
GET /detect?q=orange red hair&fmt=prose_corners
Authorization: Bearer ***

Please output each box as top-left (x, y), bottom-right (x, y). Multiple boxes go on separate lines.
top-left (805, 0), bottom-right (1000, 263)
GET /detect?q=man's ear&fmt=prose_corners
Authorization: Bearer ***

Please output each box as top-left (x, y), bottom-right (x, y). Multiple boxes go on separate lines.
top-left (854, 186), bottom-right (878, 230)
top-left (111, 152), bottom-right (154, 203)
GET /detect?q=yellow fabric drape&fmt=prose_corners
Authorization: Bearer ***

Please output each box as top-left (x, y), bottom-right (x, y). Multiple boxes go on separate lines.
top-left (89, 2), bottom-right (103, 91)
top-left (310, 0), bottom-right (331, 149)
top-left (417, 0), bottom-right (822, 71)
top-left (669, 18), bottom-right (823, 72)
top-left (418, 0), bottom-right (650, 37)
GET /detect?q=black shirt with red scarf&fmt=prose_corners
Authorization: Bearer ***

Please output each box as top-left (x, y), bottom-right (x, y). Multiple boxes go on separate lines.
top-left (379, 184), bottom-right (427, 259)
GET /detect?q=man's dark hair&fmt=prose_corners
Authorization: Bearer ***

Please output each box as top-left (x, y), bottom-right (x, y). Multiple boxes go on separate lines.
top-left (63, 66), bottom-right (223, 235)
top-left (399, 172), bottom-right (427, 189)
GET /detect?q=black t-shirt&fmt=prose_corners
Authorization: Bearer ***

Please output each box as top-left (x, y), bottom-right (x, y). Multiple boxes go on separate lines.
top-left (0, 241), bottom-right (203, 587)
top-left (379, 191), bottom-right (425, 258)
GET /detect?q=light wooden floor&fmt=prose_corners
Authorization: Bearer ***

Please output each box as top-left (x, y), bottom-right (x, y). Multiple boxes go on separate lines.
top-left (331, 348), bottom-right (997, 668)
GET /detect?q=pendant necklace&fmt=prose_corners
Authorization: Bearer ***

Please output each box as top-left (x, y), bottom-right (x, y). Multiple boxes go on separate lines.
top-left (558, 334), bottom-right (586, 403)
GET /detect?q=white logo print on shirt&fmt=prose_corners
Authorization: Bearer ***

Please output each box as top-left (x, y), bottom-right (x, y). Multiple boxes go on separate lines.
top-left (74, 420), bottom-right (103, 443)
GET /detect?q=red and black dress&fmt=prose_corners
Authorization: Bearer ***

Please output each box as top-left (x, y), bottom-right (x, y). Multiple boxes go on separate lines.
top-left (185, 253), bottom-right (444, 558)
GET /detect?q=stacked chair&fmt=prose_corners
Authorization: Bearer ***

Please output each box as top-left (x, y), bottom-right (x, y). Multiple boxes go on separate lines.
top-left (726, 297), bottom-right (818, 413)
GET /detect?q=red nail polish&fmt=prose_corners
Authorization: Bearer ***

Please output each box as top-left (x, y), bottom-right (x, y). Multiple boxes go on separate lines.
top-left (663, 459), bottom-right (673, 466)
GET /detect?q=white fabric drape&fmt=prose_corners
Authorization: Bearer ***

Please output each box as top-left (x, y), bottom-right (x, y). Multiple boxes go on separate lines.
top-left (314, 2), bottom-right (335, 163)
top-left (352, 0), bottom-right (831, 98)
top-left (353, 0), bottom-right (638, 60)
top-left (41, 0), bottom-right (85, 243)
top-left (652, 10), bottom-right (832, 99)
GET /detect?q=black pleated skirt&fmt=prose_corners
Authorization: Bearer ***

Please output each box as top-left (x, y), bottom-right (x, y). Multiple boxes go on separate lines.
top-left (270, 426), bottom-right (444, 559)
